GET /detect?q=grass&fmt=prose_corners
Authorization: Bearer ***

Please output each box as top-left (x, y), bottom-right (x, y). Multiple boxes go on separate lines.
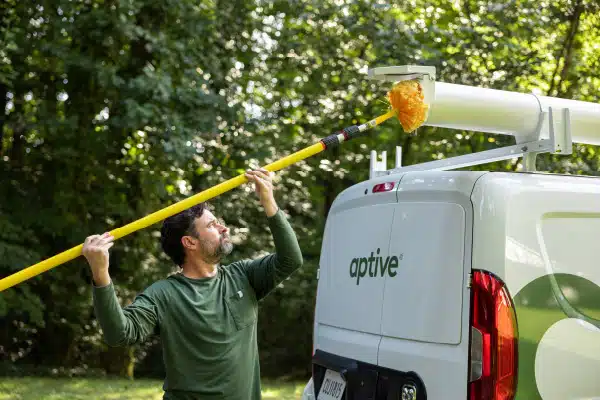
top-left (0, 377), bottom-right (307, 399)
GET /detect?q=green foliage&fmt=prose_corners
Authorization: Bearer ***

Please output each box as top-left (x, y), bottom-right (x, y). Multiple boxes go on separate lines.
top-left (0, 0), bottom-right (260, 371)
top-left (1, 0), bottom-right (599, 379)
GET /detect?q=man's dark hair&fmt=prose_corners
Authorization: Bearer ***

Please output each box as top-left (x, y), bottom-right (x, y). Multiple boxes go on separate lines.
top-left (160, 203), bottom-right (208, 266)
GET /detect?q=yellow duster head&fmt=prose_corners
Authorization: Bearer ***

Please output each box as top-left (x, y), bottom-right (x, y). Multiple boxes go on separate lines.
top-left (388, 80), bottom-right (429, 133)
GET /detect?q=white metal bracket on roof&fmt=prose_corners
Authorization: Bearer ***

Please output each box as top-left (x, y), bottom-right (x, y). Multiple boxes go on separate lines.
top-left (369, 102), bottom-right (573, 178)
top-left (369, 147), bottom-right (403, 179)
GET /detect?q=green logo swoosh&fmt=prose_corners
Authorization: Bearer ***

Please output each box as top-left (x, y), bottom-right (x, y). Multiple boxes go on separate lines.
top-left (513, 273), bottom-right (600, 399)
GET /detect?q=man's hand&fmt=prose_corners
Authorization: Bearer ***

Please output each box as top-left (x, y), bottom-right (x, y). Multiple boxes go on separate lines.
top-left (245, 168), bottom-right (278, 217)
top-left (83, 232), bottom-right (114, 287)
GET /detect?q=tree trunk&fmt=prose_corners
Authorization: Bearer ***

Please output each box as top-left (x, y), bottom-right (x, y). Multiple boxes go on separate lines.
top-left (0, 84), bottom-right (6, 155)
top-left (547, 0), bottom-right (583, 97)
top-left (0, 1), bottom-right (9, 152)
top-left (9, 98), bottom-right (26, 168)
top-left (102, 346), bottom-right (136, 378)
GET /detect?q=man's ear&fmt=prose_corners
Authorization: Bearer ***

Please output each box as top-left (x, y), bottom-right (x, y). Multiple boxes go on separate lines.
top-left (181, 235), bottom-right (197, 250)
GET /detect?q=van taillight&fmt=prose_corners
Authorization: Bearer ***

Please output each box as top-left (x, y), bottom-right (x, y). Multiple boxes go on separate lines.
top-left (469, 271), bottom-right (518, 400)
top-left (372, 182), bottom-right (395, 193)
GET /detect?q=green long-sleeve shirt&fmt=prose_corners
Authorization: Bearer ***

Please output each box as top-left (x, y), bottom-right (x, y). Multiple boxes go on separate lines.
top-left (92, 209), bottom-right (303, 400)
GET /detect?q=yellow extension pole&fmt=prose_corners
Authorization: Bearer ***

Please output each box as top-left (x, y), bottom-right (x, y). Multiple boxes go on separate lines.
top-left (0, 109), bottom-right (397, 292)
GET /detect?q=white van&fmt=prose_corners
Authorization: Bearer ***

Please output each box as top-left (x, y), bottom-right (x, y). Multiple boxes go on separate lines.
top-left (301, 66), bottom-right (600, 400)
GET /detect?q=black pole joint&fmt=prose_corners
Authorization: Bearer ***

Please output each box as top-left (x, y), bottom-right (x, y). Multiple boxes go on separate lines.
top-left (342, 125), bottom-right (361, 140)
top-left (321, 132), bottom-right (342, 150)
top-left (320, 125), bottom-right (363, 151)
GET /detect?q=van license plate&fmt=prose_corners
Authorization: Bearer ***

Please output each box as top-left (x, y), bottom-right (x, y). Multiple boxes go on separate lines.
top-left (317, 369), bottom-right (346, 400)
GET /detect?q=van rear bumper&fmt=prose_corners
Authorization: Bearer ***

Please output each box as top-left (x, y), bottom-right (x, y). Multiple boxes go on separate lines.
top-left (311, 349), bottom-right (427, 400)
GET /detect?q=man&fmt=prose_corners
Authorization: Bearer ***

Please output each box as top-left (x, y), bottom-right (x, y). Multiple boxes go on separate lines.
top-left (84, 168), bottom-right (303, 400)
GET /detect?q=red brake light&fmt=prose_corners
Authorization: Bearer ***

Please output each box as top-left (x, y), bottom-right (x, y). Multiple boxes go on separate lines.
top-left (469, 271), bottom-right (518, 400)
top-left (372, 182), bottom-right (395, 193)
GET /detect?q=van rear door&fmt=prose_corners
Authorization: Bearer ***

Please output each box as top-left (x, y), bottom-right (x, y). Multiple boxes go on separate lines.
top-left (312, 176), bottom-right (400, 399)
top-left (314, 176), bottom-right (399, 361)
top-left (377, 171), bottom-right (483, 399)
top-left (312, 171), bottom-right (484, 400)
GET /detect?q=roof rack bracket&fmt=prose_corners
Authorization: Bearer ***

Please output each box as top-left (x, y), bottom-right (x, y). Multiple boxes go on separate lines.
top-left (369, 105), bottom-right (573, 177)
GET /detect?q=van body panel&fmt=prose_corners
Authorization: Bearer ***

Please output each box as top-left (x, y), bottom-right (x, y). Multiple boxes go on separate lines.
top-left (316, 324), bottom-right (382, 366)
top-left (471, 173), bottom-right (600, 399)
top-left (377, 336), bottom-right (471, 398)
top-left (319, 204), bottom-right (395, 335)
top-left (381, 202), bottom-right (465, 345)
top-left (471, 173), bottom-right (600, 299)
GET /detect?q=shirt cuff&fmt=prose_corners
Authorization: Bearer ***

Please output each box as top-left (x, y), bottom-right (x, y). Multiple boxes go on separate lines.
top-left (92, 280), bottom-right (113, 290)
top-left (267, 207), bottom-right (285, 223)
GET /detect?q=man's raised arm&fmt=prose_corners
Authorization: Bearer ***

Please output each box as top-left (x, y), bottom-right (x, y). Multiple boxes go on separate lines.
top-left (85, 233), bottom-right (158, 346)
top-left (242, 169), bottom-right (304, 299)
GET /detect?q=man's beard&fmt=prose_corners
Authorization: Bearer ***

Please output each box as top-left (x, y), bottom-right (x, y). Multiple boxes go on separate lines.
top-left (199, 235), bottom-right (233, 263)
top-left (216, 235), bottom-right (234, 258)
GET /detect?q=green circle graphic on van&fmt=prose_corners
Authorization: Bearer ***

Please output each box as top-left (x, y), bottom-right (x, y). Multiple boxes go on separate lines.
top-left (513, 273), bottom-right (600, 399)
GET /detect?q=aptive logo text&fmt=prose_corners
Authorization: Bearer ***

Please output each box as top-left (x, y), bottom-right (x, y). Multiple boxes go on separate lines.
top-left (349, 248), bottom-right (403, 285)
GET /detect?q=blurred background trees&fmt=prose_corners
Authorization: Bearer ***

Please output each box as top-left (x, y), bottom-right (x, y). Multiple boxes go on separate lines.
top-left (1, 0), bottom-right (598, 379)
